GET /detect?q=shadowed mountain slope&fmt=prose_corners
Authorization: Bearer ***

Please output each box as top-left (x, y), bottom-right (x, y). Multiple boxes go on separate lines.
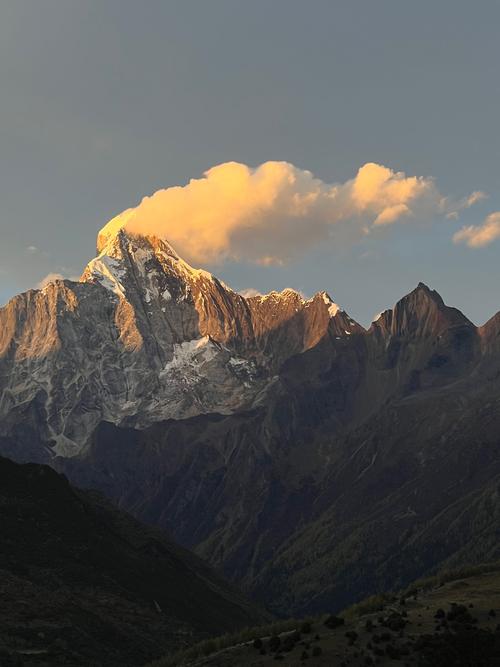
top-left (0, 456), bottom-right (269, 666)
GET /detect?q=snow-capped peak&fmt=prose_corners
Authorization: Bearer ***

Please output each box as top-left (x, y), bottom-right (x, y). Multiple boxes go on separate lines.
top-left (82, 218), bottom-right (221, 302)
top-left (96, 209), bottom-right (135, 254)
top-left (81, 228), bottom-right (131, 298)
top-left (320, 291), bottom-right (341, 317)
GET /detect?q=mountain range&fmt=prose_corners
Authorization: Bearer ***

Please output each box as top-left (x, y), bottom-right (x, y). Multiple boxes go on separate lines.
top-left (1, 221), bottom-right (500, 617)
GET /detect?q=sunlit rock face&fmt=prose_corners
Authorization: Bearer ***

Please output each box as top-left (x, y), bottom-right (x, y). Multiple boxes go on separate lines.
top-left (0, 226), bottom-right (351, 457)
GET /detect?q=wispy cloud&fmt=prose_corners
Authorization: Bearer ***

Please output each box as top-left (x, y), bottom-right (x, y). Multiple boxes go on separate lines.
top-left (446, 190), bottom-right (488, 220)
top-left (453, 211), bottom-right (500, 248)
top-left (36, 272), bottom-right (65, 288)
top-left (238, 288), bottom-right (263, 298)
top-left (464, 191), bottom-right (488, 208)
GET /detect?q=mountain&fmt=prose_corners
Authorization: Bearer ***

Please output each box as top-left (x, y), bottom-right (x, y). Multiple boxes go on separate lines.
top-left (0, 226), bottom-right (352, 457)
top-left (1, 221), bottom-right (500, 618)
top-left (0, 455), bottom-right (268, 666)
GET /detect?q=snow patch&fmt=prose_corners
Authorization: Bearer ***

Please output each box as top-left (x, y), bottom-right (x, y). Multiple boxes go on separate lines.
top-left (130, 246), bottom-right (154, 276)
top-left (85, 255), bottom-right (126, 298)
top-left (161, 336), bottom-right (217, 376)
top-left (51, 433), bottom-right (81, 457)
top-left (321, 292), bottom-right (340, 317)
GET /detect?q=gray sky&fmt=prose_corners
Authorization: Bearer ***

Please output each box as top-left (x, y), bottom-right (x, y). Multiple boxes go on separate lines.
top-left (1, 0), bottom-right (499, 325)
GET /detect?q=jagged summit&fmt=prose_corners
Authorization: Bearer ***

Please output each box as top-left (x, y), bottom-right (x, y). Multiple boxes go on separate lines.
top-left (370, 281), bottom-right (474, 339)
top-left (96, 209), bottom-right (136, 253)
top-left (87, 224), bottom-right (216, 284)
top-left (82, 226), bottom-right (214, 306)
top-left (85, 223), bottom-right (348, 326)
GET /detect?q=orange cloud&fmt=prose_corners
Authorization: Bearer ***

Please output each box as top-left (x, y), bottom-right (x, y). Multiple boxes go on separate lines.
top-left (373, 204), bottom-right (411, 226)
top-left (98, 160), bottom-right (478, 264)
top-left (453, 212), bottom-right (500, 248)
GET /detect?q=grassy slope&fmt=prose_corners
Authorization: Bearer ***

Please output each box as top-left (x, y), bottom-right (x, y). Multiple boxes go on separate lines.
top-left (153, 562), bottom-right (500, 666)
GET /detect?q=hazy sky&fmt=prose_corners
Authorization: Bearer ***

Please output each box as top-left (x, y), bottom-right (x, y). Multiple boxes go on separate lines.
top-left (1, 1), bottom-right (500, 325)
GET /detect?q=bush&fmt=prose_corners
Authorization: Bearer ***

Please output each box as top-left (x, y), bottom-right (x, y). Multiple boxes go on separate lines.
top-left (324, 614), bottom-right (345, 629)
top-left (269, 635), bottom-right (281, 652)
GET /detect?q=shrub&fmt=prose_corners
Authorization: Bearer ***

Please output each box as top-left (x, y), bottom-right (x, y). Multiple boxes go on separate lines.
top-left (324, 614), bottom-right (345, 629)
top-left (269, 635), bottom-right (281, 652)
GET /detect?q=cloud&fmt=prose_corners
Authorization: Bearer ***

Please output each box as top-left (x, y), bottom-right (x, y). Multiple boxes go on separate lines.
top-left (99, 160), bottom-right (480, 265)
top-left (373, 203), bottom-right (411, 226)
top-left (446, 190), bottom-right (488, 219)
top-left (25, 245), bottom-right (50, 258)
top-left (464, 190), bottom-right (488, 208)
top-left (453, 212), bottom-right (500, 248)
top-left (239, 288), bottom-right (263, 298)
top-left (36, 272), bottom-right (64, 288)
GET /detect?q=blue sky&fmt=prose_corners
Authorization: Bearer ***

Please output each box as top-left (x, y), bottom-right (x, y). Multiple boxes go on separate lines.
top-left (1, 1), bottom-right (499, 325)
